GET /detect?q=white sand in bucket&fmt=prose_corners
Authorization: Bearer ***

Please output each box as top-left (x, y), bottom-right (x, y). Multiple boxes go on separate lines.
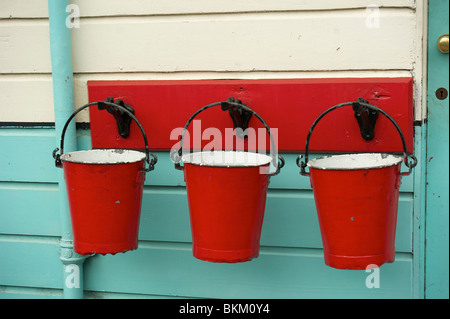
top-left (60, 149), bottom-right (146, 164)
top-left (182, 151), bottom-right (272, 167)
top-left (308, 153), bottom-right (403, 170)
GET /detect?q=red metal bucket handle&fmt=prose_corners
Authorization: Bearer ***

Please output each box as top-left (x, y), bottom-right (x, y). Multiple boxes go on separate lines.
top-left (52, 100), bottom-right (158, 172)
top-left (297, 99), bottom-right (417, 177)
top-left (170, 99), bottom-right (285, 175)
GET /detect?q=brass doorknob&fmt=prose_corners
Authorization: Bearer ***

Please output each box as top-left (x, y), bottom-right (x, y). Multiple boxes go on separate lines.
top-left (437, 34), bottom-right (449, 54)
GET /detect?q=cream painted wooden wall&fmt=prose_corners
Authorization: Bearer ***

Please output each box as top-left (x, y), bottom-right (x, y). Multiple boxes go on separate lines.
top-left (1, 0), bottom-right (425, 123)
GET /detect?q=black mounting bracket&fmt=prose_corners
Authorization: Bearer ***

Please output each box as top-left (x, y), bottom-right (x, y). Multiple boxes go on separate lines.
top-left (220, 96), bottom-right (253, 138)
top-left (352, 97), bottom-right (379, 141)
top-left (98, 97), bottom-right (135, 138)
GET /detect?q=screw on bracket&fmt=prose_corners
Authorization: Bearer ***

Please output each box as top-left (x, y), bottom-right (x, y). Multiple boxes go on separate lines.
top-left (352, 97), bottom-right (379, 141)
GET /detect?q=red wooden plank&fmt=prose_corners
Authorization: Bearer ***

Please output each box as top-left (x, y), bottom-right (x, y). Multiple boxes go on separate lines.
top-left (87, 78), bottom-right (414, 153)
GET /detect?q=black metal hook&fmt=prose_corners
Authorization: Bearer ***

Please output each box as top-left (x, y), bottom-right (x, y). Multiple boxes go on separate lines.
top-left (221, 97), bottom-right (253, 138)
top-left (53, 100), bottom-right (157, 172)
top-left (352, 97), bottom-right (379, 141)
top-left (98, 97), bottom-right (135, 138)
top-left (171, 99), bottom-right (284, 175)
top-left (297, 99), bottom-right (417, 177)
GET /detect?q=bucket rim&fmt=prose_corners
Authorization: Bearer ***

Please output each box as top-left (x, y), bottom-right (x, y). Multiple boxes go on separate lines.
top-left (307, 153), bottom-right (403, 170)
top-left (181, 150), bottom-right (272, 167)
top-left (60, 148), bottom-right (146, 165)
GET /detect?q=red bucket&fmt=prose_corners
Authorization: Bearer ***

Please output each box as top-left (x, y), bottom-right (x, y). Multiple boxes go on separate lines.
top-left (308, 153), bottom-right (404, 269)
top-left (298, 100), bottom-right (417, 269)
top-left (53, 100), bottom-right (157, 255)
top-left (183, 151), bottom-right (272, 262)
top-left (61, 149), bottom-right (147, 255)
top-left (172, 99), bottom-right (284, 263)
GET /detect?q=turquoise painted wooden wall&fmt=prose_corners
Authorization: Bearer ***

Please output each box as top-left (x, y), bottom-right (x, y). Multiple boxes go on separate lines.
top-left (0, 125), bottom-right (422, 299)
top-left (425, 0), bottom-right (449, 299)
